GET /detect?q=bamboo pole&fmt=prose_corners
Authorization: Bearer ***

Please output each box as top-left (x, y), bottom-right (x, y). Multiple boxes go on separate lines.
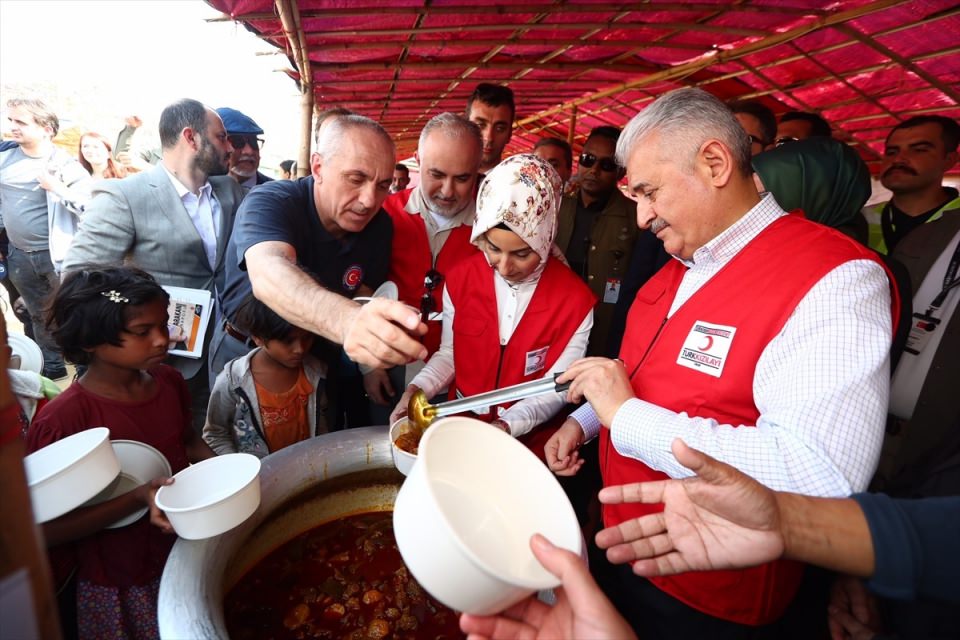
top-left (276, 0), bottom-right (314, 177)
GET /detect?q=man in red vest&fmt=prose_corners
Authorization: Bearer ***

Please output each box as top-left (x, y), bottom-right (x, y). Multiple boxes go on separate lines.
top-left (370, 113), bottom-right (482, 412)
top-left (545, 88), bottom-right (895, 638)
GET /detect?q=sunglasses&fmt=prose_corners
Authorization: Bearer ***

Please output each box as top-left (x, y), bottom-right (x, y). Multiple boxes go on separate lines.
top-left (420, 269), bottom-right (444, 320)
top-left (748, 134), bottom-right (768, 147)
top-left (775, 136), bottom-right (799, 147)
top-left (579, 152), bottom-right (619, 173)
top-left (227, 134), bottom-right (264, 151)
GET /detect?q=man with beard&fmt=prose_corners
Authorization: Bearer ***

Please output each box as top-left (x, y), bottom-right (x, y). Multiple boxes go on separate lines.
top-left (370, 113), bottom-right (482, 413)
top-left (556, 126), bottom-right (639, 356)
top-left (216, 107), bottom-right (272, 192)
top-left (63, 98), bottom-right (244, 430)
top-left (864, 116), bottom-right (960, 255)
top-left (389, 164), bottom-right (410, 193)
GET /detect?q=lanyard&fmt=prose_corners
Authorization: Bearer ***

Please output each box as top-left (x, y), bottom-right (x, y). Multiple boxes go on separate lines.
top-left (880, 202), bottom-right (897, 252)
top-left (925, 238), bottom-right (960, 315)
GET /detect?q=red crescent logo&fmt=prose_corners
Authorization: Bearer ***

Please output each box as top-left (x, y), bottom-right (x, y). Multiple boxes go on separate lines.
top-left (342, 265), bottom-right (363, 290)
top-left (698, 335), bottom-right (714, 352)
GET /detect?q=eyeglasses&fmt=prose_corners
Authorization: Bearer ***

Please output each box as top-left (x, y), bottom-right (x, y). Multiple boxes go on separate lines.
top-left (227, 134), bottom-right (264, 151)
top-left (775, 136), bottom-right (799, 147)
top-left (747, 134), bottom-right (767, 147)
top-left (579, 152), bottom-right (619, 173)
top-left (420, 269), bottom-right (444, 321)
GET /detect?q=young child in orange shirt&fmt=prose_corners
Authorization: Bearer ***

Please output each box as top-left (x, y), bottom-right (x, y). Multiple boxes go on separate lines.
top-left (203, 295), bottom-right (328, 457)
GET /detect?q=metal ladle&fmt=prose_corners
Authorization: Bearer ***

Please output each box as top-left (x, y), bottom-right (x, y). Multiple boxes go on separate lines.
top-left (404, 373), bottom-right (572, 434)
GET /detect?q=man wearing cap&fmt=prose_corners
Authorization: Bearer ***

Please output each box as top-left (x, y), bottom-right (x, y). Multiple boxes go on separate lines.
top-left (216, 107), bottom-right (272, 192)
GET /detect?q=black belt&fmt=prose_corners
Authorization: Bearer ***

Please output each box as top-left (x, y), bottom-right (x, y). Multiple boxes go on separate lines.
top-left (223, 321), bottom-right (254, 347)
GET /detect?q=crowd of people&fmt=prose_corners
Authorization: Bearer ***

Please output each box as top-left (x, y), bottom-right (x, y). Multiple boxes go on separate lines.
top-left (1, 82), bottom-right (957, 640)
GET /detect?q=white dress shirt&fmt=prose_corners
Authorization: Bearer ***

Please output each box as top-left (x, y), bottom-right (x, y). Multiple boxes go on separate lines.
top-left (410, 268), bottom-right (593, 437)
top-left (162, 164), bottom-right (222, 270)
top-left (571, 194), bottom-right (892, 496)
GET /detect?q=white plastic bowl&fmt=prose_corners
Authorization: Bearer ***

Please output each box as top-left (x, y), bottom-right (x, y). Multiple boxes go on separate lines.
top-left (24, 427), bottom-right (120, 523)
top-left (8, 332), bottom-right (43, 374)
top-left (389, 417), bottom-right (418, 476)
top-left (393, 417), bottom-right (582, 615)
top-left (84, 440), bottom-right (172, 528)
top-left (155, 453), bottom-right (261, 540)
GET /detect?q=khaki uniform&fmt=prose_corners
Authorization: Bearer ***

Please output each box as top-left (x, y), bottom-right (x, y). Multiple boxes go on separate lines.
top-left (556, 189), bottom-right (638, 355)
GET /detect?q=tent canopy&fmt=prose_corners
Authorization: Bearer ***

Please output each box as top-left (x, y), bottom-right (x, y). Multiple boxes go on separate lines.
top-left (207, 0), bottom-right (960, 173)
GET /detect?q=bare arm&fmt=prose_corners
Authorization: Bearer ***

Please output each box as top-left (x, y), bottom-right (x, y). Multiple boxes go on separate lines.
top-left (41, 480), bottom-right (172, 546)
top-left (778, 492), bottom-right (874, 578)
top-left (245, 241), bottom-right (427, 368)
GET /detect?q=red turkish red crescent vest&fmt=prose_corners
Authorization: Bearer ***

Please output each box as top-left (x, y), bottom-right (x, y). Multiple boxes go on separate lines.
top-left (383, 189), bottom-right (477, 356)
top-left (603, 214), bottom-right (898, 625)
top-left (445, 252), bottom-right (596, 420)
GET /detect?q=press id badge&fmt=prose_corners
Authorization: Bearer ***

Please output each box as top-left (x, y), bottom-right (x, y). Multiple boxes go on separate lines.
top-left (904, 312), bottom-right (941, 355)
top-left (603, 278), bottom-right (621, 304)
top-left (525, 346), bottom-right (549, 376)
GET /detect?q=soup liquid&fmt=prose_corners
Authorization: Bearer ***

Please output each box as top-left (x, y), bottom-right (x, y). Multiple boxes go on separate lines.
top-left (224, 511), bottom-right (464, 640)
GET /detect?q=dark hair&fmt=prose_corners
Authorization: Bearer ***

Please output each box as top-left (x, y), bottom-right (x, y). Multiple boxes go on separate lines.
top-left (6, 97), bottom-right (59, 136)
top-left (586, 126), bottom-right (622, 145)
top-left (779, 111), bottom-right (832, 138)
top-left (233, 294), bottom-right (297, 342)
top-left (394, 163), bottom-right (409, 175)
top-left (533, 137), bottom-right (573, 169)
top-left (727, 99), bottom-right (777, 146)
top-left (466, 83), bottom-right (516, 122)
top-left (888, 115), bottom-right (960, 152)
top-left (47, 267), bottom-right (169, 365)
top-left (279, 159), bottom-right (295, 173)
top-left (159, 98), bottom-right (208, 149)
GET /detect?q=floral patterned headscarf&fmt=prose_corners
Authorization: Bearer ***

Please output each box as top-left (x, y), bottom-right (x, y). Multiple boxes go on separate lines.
top-left (471, 154), bottom-right (563, 265)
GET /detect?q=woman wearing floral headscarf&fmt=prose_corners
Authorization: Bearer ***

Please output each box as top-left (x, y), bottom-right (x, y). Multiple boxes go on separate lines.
top-left (391, 155), bottom-right (596, 451)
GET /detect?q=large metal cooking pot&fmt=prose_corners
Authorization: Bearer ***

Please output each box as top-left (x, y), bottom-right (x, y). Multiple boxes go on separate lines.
top-left (158, 426), bottom-right (399, 639)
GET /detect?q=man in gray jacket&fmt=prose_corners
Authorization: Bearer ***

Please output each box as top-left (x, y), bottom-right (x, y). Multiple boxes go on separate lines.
top-left (63, 98), bottom-right (244, 430)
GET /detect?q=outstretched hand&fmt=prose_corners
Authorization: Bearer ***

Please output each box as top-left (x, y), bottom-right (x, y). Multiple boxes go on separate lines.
top-left (459, 534), bottom-right (636, 640)
top-left (596, 439), bottom-right (785, 576)
top-left (342, 299), bottom-right (427, 369)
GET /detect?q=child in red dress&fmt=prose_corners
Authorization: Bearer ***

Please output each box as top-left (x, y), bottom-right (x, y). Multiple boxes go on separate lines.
top-left (27, 266), bottom-right (215, 640)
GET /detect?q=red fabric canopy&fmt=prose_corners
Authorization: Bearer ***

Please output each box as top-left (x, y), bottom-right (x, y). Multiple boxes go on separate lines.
top-left (206, 0), bottom-right (960, 172)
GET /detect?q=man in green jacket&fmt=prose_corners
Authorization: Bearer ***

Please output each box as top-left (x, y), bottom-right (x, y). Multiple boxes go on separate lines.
top-left (864, 115), bottom-right (959, 255)
top-left (556, 126), bottom-right (638, 356)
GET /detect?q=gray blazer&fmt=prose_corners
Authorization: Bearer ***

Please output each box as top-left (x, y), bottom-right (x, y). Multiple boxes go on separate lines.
top-left (63, 163), bottom-right (245, 378)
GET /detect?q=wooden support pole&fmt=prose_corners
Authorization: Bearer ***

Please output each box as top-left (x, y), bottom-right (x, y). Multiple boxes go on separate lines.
top-left (276, 0), bottom-right (314, 177)
top-left (567, 105), bottom-right (577, 146)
